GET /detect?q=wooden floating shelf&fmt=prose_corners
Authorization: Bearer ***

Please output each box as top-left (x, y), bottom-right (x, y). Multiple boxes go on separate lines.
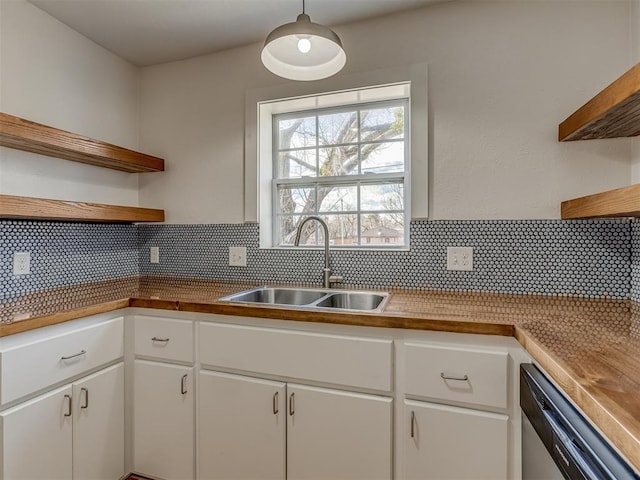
top-left (0, 195), bottom-right (165, 223)
top-left (0, 112), bottom-right (164, 173)
top-left (561, 184), bottom-right (640, 219)
top-left (559, 62), bottom-right (640, 141)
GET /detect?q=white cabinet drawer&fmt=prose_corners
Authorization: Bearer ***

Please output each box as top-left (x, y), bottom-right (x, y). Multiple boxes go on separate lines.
top-left (404, 342), bottom-right (508, 409)
top-left (199, 322), bottom-right (393, 392)
top-left (0, 317), bottom-right (123, 405)
top-left (134, 316), bottom-right (194, 363)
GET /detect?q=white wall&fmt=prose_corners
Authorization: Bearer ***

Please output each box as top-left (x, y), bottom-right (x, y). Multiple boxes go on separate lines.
top-left (0, 0), bottom-right (141, 206)
top-left (139, 0), bottom-right (632, 223)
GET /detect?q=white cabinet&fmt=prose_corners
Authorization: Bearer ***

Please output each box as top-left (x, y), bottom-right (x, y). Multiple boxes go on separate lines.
top-left (0, 384), bottom-right (73, 480)
top-left (0, 314), bottom-right (125, 480)
top-left (198, 371), bottom-right (392, 480)
top-left (198, 371), bottom-right (286, 480)
top-left (287, 383), bottom-right (392, 480)
top-left (403, 400), bottom-right (508, 480)
top-left (0, 363), bottom-right (125, 480)
top-left (133, 360), bottom-right (194, 480)
top-left (73, 363), bottom-right (125, 480)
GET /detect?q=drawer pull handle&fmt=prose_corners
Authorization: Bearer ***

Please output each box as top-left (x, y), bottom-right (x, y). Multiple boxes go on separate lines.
top-left (410, 410), bottom-right (416, 438)
top-left (181, 374), bottom-right (188, 395)
top-left (273, 391), bottom-right (279, 415)
top-left (81, 388), bottom-right (89, 409)
top-left (152, 337), bottom-right (170, 343)
top-left (61, 350), bottom-right (87, 361)
top-left (440, 372), bottom-right (469, 382)
top-left (289, 393), bottom-right (295, 416)
top-left (64, 394), bottom-right (72, 417)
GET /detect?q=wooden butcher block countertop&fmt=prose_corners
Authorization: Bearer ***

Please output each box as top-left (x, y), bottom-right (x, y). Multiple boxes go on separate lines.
top-left (1, 275), bottom-right (639, 471)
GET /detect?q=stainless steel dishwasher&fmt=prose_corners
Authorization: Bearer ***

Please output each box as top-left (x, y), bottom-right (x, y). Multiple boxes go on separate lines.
top-left (520, 364), bottom-right (639, 480)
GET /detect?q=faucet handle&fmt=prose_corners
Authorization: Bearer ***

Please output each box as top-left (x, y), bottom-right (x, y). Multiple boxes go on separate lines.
top-left (329, 275), bottom-right (344, 286)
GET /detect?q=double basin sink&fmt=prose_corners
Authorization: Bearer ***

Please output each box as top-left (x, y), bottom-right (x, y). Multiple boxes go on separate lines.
top-left (219, 286), bottom-right (389, 313)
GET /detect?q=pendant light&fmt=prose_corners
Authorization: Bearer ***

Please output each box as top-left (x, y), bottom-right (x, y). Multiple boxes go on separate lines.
top-left (261, 0), bottom-right (346, 81)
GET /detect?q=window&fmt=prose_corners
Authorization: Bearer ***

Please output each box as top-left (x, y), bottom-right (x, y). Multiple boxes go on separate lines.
top-left (271, 91), bottom-right (409, 247)
top-left (245, 65), bottom-right (428, 249)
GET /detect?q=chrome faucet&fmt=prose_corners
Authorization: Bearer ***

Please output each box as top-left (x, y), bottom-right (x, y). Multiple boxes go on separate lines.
top-left (294, 216), bottom-right (343, 288)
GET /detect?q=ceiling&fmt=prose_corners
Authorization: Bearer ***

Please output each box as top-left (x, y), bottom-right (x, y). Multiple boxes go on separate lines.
top-left (28, 0), bottom-right (442, 67)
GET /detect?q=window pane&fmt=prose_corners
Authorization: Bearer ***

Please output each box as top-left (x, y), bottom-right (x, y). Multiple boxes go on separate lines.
top-left (360, 106), bottom-right (404, 143)
top-left (318, 185), bottom-right (357, 213)
top-left (277, 186), bottom-right (315, 215)
top-left (360, 213), bottom-right (405, 246)
top-left (318, 111), bottom-right (358, 146)
top-left (324, 214), bottom-right (358, 246)
top-left (278, 150), bottom-right (317, 178)
top-left (361, 183), bottom-right (404, 211)
top-left (279, 117), bottom-right (316, 149)
top-left (361, 142), bottom-right (405, 174)
top-left (319, 146), bottom-right (358, 176)
top-left (278, 215), bottom-right (306, 246)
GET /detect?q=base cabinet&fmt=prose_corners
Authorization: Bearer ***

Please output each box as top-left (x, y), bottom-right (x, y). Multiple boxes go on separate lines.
top-left (73, 364), bottom-right (125, 480)
top-left (0, 384), bottom-right (73, 480)
top-left (134, 360), bottom-right (194, 480)
top-left (198, 371), bottom-right (393, 480)
top-left (198, 371), bottom-right (286, 480)
top-left (404, 399), bottom-right (508, 480)
top-left (287, 383), bottom-right (392, 480)
top-left (0, 363), bottom-right (124, 480)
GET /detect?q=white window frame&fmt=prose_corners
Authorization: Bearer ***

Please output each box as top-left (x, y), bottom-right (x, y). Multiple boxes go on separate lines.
top-left (244, 64), bottom-right (428, 249)
top-left (271, 97), bottom-right (410, 248)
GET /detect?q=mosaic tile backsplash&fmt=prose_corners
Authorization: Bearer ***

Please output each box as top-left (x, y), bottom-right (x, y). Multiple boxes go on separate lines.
top-left (138, 219), bottom-right (631, 298)
top-left (1, 221), bottom-right (138, 302)
top-left (1, 218), bottom-right (638, 302)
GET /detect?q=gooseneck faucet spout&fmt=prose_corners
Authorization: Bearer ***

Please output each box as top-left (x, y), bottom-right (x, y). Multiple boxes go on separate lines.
top-left (294, 216), bottom-right (343, 288)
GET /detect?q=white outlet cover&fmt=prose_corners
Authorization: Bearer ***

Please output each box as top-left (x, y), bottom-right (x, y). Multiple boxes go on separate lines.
top-left (229, 246), bottom-right (247, 267)
top-left (447, 247), bottom-right (473, 271)
top-left (150, 246), bottom-right (160, 264)
top-left (13, 252), bottom-right (31, 275)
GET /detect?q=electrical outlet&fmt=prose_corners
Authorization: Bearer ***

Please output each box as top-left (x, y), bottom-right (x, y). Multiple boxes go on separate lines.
top-left (150, 246), bottom-right (160, 264)
top-left (229, 246), bottom-right (247, 267)
top-left (13, 252), bottom-right (31, 275)
top-left (447, 247), bottom-right (473, 271)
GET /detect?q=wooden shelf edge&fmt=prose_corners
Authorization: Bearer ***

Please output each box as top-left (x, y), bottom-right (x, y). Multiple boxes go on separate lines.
top-left (0, 112), bottom-right (164, 173)
top-left (561, 184), bottom-right (640, 219)
top-left (0, 194), bottom-right (165, 223)
top-left (559, 62), bottom-right (640, 141)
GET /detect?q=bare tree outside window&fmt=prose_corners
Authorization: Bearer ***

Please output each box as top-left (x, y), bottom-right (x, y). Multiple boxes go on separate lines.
top-left (274, 98), bottom-right (408, 247)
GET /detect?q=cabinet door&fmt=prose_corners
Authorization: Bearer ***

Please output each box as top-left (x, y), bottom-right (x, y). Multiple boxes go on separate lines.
top-left (133, 360), bottom-right (194, 480)
top-left (287, 384), bottom-right (392, 480)
top-left (73, 363), bottom-right (125, 480)
top-left (198, 371), bottom-right (286, 480)
top-left (0, 385), bottom-right (73, 480)
top-left (404, 400), bottom-right (508, 480)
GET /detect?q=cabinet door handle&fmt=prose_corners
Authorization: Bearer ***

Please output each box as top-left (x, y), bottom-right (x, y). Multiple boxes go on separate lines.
top-left (152, 337), bottom-right (170, 343)
top-left (440, 372), bottom-right (469, 382)
top-left (61, 350), bottom-right (87, 361)
top-left (64, 394), bottom-right (72, 417)
top-left (273, 391), bottom-right (279, 415)
top-left (289, 392), bottom-right (295, 416)
top-left (80, 387), bottom-right (89, 409)
top-left (181, 374), bottom-right (188, 395)
top-left (410, 410), bottom-right (416, 438)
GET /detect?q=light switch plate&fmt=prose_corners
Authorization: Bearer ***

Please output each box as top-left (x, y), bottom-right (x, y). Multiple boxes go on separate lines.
top-left (229, 246), bottom-right (247, 267)
top-left (447, 247), bottom-right (473, 271)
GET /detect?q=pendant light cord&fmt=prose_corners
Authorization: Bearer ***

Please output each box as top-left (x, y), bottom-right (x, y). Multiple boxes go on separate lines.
top-left (302, 0), bottom-right (305, 14)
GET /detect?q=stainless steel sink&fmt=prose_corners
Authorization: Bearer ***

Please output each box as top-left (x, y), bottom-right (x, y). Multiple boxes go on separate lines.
top-left (315, 292), bottom-right (386, 311)
top-left (224, 287), bottom-right (327, 306)
top-left (219, 287), bottom-right (389, 313)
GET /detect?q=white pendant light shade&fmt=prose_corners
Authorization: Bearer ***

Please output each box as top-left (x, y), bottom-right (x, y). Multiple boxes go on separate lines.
top-left (261, 12), bottom-right (346, 81)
